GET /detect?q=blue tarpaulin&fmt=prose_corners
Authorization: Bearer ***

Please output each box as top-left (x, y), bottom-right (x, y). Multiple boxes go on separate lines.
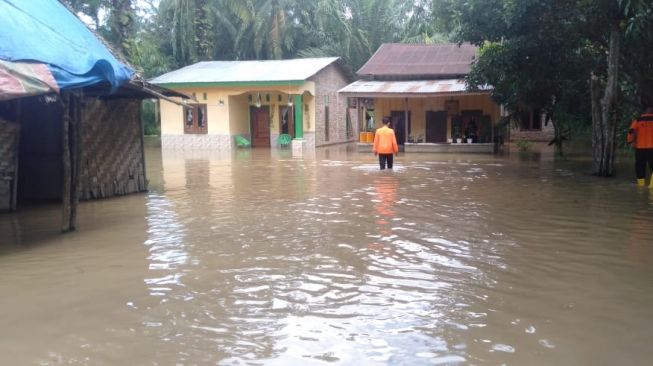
top-left (0, 0), bottom-right (133, 91)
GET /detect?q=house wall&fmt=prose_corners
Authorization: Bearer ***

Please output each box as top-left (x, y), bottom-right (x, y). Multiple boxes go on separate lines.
top-left (372, 94), bottom-right (500, 140)
top-left (160, 97), bottom-right (185, 134)
top-left (160, 84), bottom-right (315, 150)
top-left (310, 63), bottom-right (356, 147)
top-left (300, 93), bottom-right (316, 148)
top-left (79, 98), bottom-right (146, 200)
top-left (1, 97), bottom-right (146, 209)
top-left (161, 88), bottom-right (232, 150)
top-left (229, 94), bottom-right (250, 136)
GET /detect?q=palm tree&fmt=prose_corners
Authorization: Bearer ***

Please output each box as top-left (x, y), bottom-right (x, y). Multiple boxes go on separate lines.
top-left (159, 0), bottom-right (244, 64)
top-left (293, 0), bottom-right (370, 70)
top-left (107, 0), bottom-right (136, 55)
top-left (159, 0), bottom-right (197, 65)
top-left (228, 0), bottom-right (296, 60)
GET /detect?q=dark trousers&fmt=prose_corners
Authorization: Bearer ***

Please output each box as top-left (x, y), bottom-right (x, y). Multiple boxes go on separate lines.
top-left (379, 154), bottom-right (394, 170)
top-left (635, 148), bottom-right (653, 179)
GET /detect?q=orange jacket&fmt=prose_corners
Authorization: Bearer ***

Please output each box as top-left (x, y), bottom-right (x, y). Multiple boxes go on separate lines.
top-left (373, 126), bottom-right (399, 154)
top-left (627, 114), bottom-right (653, 149)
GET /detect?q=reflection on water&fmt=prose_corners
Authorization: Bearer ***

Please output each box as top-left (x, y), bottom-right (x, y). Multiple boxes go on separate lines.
top-left (1, 144), bottom-right (653, 365)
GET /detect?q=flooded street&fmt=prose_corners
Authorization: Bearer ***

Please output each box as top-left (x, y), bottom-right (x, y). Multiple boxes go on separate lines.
top-left (1, 144), bottom-right (653, 365)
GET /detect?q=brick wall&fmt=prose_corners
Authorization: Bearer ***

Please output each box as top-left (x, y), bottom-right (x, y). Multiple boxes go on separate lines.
top-left (310, 63), bottom-right (357, 147)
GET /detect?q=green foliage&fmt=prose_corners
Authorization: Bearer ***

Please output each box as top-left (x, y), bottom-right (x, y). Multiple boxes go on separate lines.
top-left (60, 0), bottom-right (105, 29)
top-left (463, 1), bottom-right (594, 115)
top-left (435, 0), bottom-right (653, 162)
top-left (142, 100), bottom-right (160, 136)
top-left (433, 0), bottom-right (653, 175)
top-left (108, 0), bottom-right (443, 75)
top-left (63, 0), bottom-right (449, 77)
top-left (127, 36), bottom-right (172, 79)
top-left (515, 138), bottom-right (532, 152)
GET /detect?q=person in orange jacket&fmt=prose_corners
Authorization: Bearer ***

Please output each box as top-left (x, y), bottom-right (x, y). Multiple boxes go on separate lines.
top-left (627, 106), bottom-right (653, 187)
top-left (373, 116), bottom-right (399, 170)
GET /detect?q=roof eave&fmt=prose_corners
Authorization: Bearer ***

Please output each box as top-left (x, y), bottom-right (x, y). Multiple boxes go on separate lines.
top-left (360, 73), bottom-right (470, 80)
top-left (151, 80), bottom-right (306, 89)
top-left (338, 91), bottom-right (492, 99)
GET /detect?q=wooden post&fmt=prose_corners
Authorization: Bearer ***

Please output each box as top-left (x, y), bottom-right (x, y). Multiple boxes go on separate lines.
top-left (70, 93), bottom-right (82, 230)
top-left (61, 93), bottom-right (72, 232)
top-left (10, 125), bottom-right (20, 212)
top-left (60, 92), bottom-right (82, 232)
top-left (404, 98), bottom-right (409, 145)
top-left (359, 102), bottom-right (370, 132)
top-left (491, 112), bottom-right (496, 152)
top-left (10, 99), bottom-right (21, 211)
top-left (138, 101), bottom-right (147, 191)
top-left (358, 98), bottom-right (363, 132)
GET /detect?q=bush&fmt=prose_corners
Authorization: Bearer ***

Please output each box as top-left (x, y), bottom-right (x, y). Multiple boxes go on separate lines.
top-left (515, 138), bottom-right (532, 152)
top-left (142, 100), bottom-right (160, 136)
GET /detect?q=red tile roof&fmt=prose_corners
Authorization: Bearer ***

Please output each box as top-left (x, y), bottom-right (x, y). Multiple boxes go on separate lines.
top-left (357, 43), bottom-right (478, 79)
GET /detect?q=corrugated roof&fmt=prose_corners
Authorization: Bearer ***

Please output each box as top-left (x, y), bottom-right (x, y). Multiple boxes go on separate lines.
top-left (151, 57), bottom-right (340, 85)
top-left (357, 43), bottom-right (478, 78)
top-left (338, 79), bottom-right (491, 97)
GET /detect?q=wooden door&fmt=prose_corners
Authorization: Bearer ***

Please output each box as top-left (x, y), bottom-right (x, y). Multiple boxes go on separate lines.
top-left (250, 106), bottom-right (270, 147)
top-left (391, 111), bottom-right (411, 145)
top-left (425, 111), bottom-right (447, 143)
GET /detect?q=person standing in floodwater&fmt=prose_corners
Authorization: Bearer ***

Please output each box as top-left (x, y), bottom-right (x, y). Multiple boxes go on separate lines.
top-left (373, 117), bottom-right (399, 170)
top-left (627, 106), bottom-right (653, 187)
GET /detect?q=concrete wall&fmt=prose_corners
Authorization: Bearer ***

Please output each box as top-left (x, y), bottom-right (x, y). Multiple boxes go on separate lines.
top-left (160, 97), bottom-right (184, 135)
top-left (229, 94), bottom-right (250, 136)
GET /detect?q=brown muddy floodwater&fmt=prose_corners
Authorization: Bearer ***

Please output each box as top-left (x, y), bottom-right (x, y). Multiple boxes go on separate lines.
top-left (1, 144), bottom-right (653, 365)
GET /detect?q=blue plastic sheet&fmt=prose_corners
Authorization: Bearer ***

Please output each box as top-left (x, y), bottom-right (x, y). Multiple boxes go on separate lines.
top-left (0, 0), bottom-right (133, 91)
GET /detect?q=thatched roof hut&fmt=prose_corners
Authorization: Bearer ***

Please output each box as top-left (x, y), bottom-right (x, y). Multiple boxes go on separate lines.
top-left (0, 0), bottom-right (185, 231)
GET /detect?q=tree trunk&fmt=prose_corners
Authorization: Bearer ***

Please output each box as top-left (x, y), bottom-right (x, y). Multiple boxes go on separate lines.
top-left (550, 118), bottom-right (564, 156)
top-left (61, 93), bottom-right (72, 232)
top-left (591, 27), bottom-right (620, 176)
top-left (109, 0), bottom-right (134, 56)
top-left (195, 0), bottom-right (212, 60)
